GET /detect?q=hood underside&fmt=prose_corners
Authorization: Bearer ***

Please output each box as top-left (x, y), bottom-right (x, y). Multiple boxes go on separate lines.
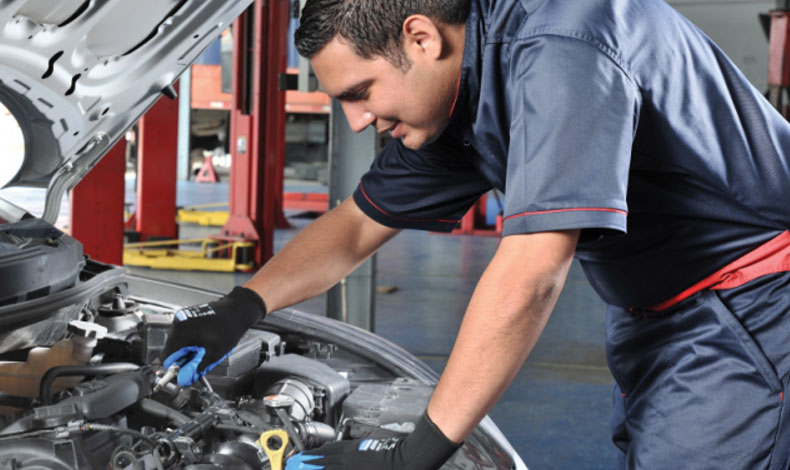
top-left (0, 0), bottom-right (253, 223)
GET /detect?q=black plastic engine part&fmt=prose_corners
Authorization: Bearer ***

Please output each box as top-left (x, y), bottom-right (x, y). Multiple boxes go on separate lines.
top-left (0, 219), bottom-right (84, 307)
top-left (137, 312), bottom-right (171, 364)
top-left (2, 366), bottom-right (156, 434)
top-left (208, 330), bottom-right (265, 378)
top-left (204, 330), bottom-right (282, 400)
top-left (0, 436), bottom-right (90, 469)
top-left (203, 372), bottom-right (255, 400)
top-left (263, 379), bottom-right (314, 421)
top-left (295, 421), bottom-right (337, 449)
top-left (203, 439), bottom-right (264, 470)
top-left (341, 378), bottom-right (432, 439)
top-left (40, 363), bottom-right (141, 405)
top-left (56, 366), bottom-right (155, 421)
top-left (0, 416), bottom-right (131, 469)
top-left (253, 354), bottom-right (350, 423)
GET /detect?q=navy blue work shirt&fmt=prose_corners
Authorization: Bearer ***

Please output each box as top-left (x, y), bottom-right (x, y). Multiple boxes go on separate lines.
top-left (352, 0), bottom-right (790, 308)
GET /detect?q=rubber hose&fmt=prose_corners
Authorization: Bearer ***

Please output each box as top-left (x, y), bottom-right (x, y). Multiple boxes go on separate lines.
top-left (139, 398), bottom-right (190, 425)
top-left (39, 363), bottom-right (140, 405)
top-left (0, 391), bottom-right (33, 409)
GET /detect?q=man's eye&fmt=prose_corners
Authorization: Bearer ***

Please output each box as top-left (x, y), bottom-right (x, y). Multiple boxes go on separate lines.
top-left (347, 91), bottom-right (368, 101)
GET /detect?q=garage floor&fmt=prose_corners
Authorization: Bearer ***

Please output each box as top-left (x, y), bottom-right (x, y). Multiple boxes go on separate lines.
top-left (0, 179), bottom-right (617, 469)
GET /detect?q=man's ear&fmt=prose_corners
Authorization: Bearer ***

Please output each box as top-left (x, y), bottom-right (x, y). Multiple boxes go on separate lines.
top-left (402, 14), bottom-right (444, 60)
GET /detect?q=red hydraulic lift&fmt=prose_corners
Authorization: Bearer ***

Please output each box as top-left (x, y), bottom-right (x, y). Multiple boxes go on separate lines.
top-left (135, 86), bottom-right (180, 242)
top-left (70, 86), bottom-right (178, 258)
top-left (218, 0), bottom-right (289, 266)
top-left (70, 140), bottom-right (126, 265)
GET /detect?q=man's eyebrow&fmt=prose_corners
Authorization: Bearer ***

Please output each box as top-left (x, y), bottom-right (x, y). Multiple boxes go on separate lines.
top-left (334, 80), bottom-right (373, 100)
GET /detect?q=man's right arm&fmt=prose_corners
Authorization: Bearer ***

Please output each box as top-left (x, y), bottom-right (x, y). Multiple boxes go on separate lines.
top-left (242, 196), bottom-right (400, 311)
top-left (160, 196), bottom-right (398, 386)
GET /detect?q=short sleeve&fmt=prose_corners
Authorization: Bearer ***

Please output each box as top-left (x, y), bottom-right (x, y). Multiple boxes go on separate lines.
top-left (503, 35), bottom-right (639, 236)
top-left (353, 134), bottom-right (492, 232)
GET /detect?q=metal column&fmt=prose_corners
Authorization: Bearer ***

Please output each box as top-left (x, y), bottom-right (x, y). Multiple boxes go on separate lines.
top-left (325, 100), bottom-right (379, 331)
top-left (136, 87), bottom-right (179, 241)
top-left (177, 69), bottom-right (192, 182)
top-left (221, 0), bottom-right (289, 267)
top-left (70, 140), bottom-right (125, 265)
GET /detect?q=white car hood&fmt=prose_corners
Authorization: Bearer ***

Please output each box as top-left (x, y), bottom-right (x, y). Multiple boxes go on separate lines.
top-left (0, 0), bottom-right (252, 223)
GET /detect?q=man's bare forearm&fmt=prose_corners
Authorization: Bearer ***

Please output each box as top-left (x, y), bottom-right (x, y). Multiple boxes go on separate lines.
top-left (427, 230), bottom-right (580, 443)
top-left (242, 197), bottom-right (399, 311)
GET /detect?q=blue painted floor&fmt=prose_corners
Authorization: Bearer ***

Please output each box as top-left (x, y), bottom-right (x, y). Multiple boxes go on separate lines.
top-left (0, 180), bottom-right (617, 469)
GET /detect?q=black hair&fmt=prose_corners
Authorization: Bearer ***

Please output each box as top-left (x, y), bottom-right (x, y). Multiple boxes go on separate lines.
top-left (295, 0), bottom-right (470, 70)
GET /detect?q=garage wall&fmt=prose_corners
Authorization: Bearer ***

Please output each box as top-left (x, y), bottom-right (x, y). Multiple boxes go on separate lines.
top-left (666, 0), bottom-right (774, 90)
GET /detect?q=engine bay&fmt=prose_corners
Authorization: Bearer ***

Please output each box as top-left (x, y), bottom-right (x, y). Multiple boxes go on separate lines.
top-left (0, 288), bottom-right (438, 470)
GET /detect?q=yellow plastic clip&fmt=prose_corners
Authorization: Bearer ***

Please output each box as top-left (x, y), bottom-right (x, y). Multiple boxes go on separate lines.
top-left (259, 429), bottom-right (289, 470)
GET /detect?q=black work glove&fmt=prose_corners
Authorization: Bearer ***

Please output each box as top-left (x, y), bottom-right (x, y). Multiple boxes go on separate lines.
top-left (285, 413), bottom-right (461, 470)
top-left (161, 286), bottom-right (266, 386)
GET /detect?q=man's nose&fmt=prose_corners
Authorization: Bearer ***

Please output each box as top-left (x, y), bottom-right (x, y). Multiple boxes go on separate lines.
top-left (341, 102), bottom-right (375, 133)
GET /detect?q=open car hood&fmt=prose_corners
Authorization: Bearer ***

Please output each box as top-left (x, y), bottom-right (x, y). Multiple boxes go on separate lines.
top-left (0, 0), bottom-right (252, 223)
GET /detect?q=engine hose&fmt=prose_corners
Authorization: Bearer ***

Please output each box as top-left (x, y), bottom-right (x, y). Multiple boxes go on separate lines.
top-left (297, 421), bottom-right (338, 449)
top-left (80, 423), bottom-right (158, 448)
top-left (139, 398), bottom-right (190, 426)
top-left (39, 363), bottom-right (140, 405)
top-left (0, 391), bottom-right (33, 409)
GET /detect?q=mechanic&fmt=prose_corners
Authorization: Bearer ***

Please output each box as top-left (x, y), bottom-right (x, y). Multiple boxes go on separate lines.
top-left (162, 0), bottom-right (790, 468)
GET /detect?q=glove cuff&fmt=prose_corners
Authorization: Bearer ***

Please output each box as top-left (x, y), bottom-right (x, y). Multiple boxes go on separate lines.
top-left (403, 412), bottom-right (462, 469)
top-left (226, 286), bottom-right (268, 327)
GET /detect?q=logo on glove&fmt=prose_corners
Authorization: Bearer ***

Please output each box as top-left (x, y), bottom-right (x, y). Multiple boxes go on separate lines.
top-left (175, 304), bottom-right (216, 322)
top-left (357, 438), bottom-right (399, 452)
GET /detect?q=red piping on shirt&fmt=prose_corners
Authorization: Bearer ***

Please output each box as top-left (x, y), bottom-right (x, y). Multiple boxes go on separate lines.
top-left (358, 183), bottom-right (460, 225)
top-left (504, 207), bottom-right (628, 222)
top-left (448, 72), bottom-right (462, 118)
top-left (648, 230), bottom-right (790, 311)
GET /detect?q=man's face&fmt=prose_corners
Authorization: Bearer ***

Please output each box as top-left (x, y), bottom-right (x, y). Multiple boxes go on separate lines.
top-left (311, 37), bottom-right (458, 150)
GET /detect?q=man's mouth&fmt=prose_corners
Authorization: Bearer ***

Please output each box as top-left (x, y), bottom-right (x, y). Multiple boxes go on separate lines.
top-left (378, 121), bottom-right (400, 135)
top-left (388, 122), bottom-right (403, 138)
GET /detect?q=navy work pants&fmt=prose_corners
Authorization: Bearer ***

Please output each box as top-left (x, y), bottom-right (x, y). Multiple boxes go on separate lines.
top-left (607, 272), bottom-right (790, 469)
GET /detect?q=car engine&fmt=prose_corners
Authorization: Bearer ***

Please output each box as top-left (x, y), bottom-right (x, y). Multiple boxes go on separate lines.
top-left (0, 293), bottom-right (443, 469)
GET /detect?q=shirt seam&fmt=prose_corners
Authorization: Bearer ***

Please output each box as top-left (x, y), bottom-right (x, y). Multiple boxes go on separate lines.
top-left (510, 29), bottom-right (637, 87)
top-left (357, 183), bottom-right (461, 225)
top-left (504, 207), bottom-right (628, 222)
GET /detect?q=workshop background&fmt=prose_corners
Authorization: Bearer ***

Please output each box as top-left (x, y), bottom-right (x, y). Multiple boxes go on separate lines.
top-left (0, 0), bottom-right (779, 468)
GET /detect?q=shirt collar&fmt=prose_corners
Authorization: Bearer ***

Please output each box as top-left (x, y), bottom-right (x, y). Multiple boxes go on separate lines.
top-left (447, 0), bottom-right (483, 128)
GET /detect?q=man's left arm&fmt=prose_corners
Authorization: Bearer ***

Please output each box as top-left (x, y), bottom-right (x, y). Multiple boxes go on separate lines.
top-left (428, 229), bottom-right (580, 442)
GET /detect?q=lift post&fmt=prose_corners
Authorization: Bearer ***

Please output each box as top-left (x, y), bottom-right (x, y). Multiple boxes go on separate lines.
top-left (219, 0), bottom-right (290, 267)
top-left (70, 140), bottom-right (126, 265)
top-left (135, 86), bottom-right (180, 241)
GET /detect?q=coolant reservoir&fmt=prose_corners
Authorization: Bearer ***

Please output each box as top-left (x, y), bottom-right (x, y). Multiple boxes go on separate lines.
top-left (0, 320), bottom-right (107, 407)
